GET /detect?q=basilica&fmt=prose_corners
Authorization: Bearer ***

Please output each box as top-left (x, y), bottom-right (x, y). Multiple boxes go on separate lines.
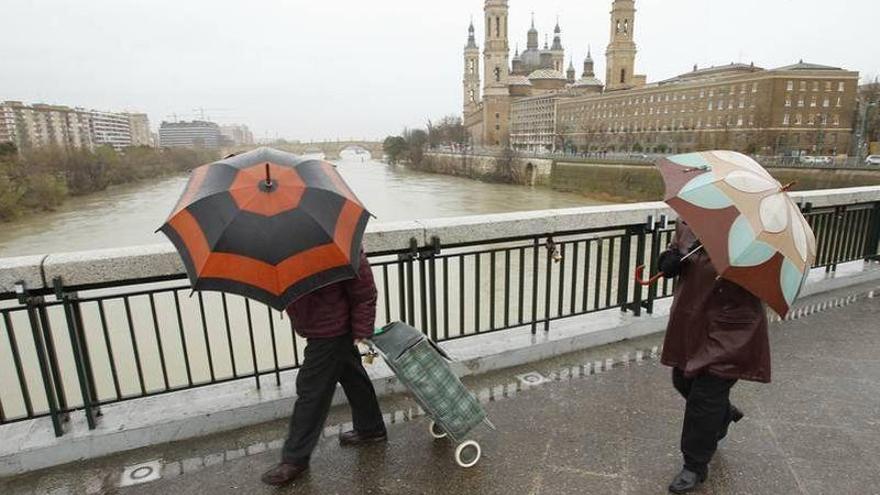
top-left (463, 0), bottom-right (646, 147)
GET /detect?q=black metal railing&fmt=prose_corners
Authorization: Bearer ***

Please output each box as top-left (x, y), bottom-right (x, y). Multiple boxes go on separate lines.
top-left (0, 200), bottom-right (878, 434)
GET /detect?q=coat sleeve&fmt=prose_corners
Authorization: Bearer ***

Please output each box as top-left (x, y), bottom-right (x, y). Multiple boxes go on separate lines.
top-left (344, 250), bottom-right (378, 339)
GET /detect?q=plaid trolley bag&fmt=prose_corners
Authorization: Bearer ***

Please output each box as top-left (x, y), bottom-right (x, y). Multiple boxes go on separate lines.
top-left (368, 321), bottom-right (492, 468)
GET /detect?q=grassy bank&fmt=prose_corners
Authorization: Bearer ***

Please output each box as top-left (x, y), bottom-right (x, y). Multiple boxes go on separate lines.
top-left (552, 161), bottom-right (880, 203)
top-left (0, 143), bottom-right (218, 221)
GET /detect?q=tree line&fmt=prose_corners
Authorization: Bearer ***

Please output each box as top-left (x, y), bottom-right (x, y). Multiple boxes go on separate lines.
top-left (382, 115), bottom-right (467, 165)
top-left (0, 143), bottom-right (219, 221)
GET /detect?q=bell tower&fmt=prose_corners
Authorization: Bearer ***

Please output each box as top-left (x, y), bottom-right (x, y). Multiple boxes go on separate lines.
top-left (482, 0), bottom-right (510, 147)
top-left (463, 20), bottom-right (481, 116)
top-left (605, 0), bottom-right (637, 91)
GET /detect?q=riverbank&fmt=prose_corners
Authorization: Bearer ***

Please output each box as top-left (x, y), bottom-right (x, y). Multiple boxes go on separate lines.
top-left (416, 151), bottom-right (880, 203)
top-left (0, 144), bottom-right (218, 222)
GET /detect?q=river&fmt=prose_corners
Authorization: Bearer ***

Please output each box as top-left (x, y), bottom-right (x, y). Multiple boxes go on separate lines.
top-left (0, 155), bottom-right (616, 420)
top-left (0, 156), bottom-right (598, 258)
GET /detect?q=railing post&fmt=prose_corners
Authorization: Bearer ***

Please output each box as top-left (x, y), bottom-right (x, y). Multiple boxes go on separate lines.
top-left (17, 281), bottom-right (65, 437)
top-left (616, 227), bottom-right (634, 314)
top-left (53, 277), bottom-right (100, 430)
top-left (865, 202), bottom-right (880, 262)
top-left (396, 238), bottom-right (419, 326)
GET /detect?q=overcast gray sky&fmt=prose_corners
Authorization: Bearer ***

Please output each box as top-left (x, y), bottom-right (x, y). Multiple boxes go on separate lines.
top-left (3, 0), bottom-right (877, 141)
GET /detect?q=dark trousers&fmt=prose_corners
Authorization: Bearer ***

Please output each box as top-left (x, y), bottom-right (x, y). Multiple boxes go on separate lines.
top-left (282, 334), bottom-right (385, 465)
top-left (672, 368), bottom-right (737, 475)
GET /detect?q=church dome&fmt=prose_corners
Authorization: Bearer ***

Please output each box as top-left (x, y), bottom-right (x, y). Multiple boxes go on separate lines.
top-left (528, 68), bottom-right (566, 80)
top-left (573, 76), bottom-right (603, 87)
top-left (508, 75), bottom-right (533, 86)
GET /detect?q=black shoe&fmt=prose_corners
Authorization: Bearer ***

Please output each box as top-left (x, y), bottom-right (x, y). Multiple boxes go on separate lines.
top-left (718, 405), bottom-right (745, 441)
top-left (261, 462), bottom-right (308, 486)
top-left (338, 429), bottom-right (387, 446)
top-left (668, 468), bottom-right (706, 494)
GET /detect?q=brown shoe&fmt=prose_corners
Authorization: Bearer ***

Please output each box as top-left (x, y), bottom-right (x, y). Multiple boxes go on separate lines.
top-left (338, 429), bottom-right (387, 446)
top-left (261, 462), bottom-right (308, 486)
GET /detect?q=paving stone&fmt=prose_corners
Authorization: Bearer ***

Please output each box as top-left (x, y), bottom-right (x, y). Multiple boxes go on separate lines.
top-left (180, 457), bottom-right (203, 473)
top-left (202, 453), bottom-right (223, 467)
top-left (162, 461), bottom-right (182, 479)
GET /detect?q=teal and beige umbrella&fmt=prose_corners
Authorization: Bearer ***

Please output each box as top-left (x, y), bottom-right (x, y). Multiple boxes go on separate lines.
top-left (638, 150), bottom-right (816, 317)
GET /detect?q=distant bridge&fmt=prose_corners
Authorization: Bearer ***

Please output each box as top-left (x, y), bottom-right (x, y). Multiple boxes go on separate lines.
top-left (225, 140), bottom-right (383, 159)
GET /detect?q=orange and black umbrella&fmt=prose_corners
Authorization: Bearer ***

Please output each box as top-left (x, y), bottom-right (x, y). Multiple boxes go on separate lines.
top-left (159, 147), bottom-right (371, 310)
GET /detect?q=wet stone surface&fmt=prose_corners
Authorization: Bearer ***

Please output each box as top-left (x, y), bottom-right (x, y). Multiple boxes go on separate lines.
top-left (1, 286), bottom-right (879, 494)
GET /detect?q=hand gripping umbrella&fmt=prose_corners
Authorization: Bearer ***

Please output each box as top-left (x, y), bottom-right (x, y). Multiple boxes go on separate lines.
top-left (159, 147), bottom-right (371, 310)
top-left (636, 150), bottom-right (816, 317)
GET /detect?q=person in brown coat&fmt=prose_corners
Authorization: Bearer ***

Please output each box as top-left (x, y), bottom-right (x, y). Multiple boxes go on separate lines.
top-left (659, 222), bottom-right (770, 494)
top-left (261, 249), bottom-right (386, 487)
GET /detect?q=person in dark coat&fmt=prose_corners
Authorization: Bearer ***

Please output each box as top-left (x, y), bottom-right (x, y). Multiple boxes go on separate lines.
top-left (261, 249), bottom-right (386, 486)
top-left (659, 222), bottom-right (770, 494)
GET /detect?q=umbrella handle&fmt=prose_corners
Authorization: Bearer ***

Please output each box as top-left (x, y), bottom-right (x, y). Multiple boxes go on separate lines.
top-left (634, 265), bottom-right (664, 286)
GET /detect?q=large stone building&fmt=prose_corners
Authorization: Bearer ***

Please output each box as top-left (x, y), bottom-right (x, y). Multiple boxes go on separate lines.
top-left (464, 0), bottom-right (859, 156)
top-left (463, 1), bottom-right (612, 148)
top-left (557, 62), bottom-right (859, 155)
top-left (0, 101), bottom-right (153, 151)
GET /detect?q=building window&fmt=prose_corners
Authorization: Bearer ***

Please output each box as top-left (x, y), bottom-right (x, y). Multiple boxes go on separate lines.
top-left (825, 81), bottom-right (832, 91)
top-left (708, 89), bottom-right (714, 97)
top-left (795, 114), bottom-right (802, 125)
top-left (838, 82), bottom-right (845, 92)
top-left (798, 97), bottom-right (804, 107)
top-left (740, 85), bottom-right (746, 94)
top-left (495, 112), bottom-right (500, 119)
top-left (833, 114), bottom-right (840, 126)
top-left (728, 100), bottom-right (734, 109)
top-left (739, 99), bottom-right (745, 109)
top-left (823, 97), bottom-right (830, 108)
top-left (748, 115), bottom-right (754, 127)
top-left (699, 90), bottom-right (705, 98)
top-left (807, 114), bottom-right (815, 125)
top-left (785, 97), bottom-right (792, 107)
top-left (812, 81), bottom-right (819, 91)
top-left (752, 82), bottom-right (758, 93)
top-left (620, 69), bottom-right (626, 84)
top-left (810, 96), bottom-right (817, 107)
top-left (821, 114), bottom-right (828, 125)
top-left (783, 114), bottom-right (790, 125)
top-left (495, 17), bottom-right (500, 38)
top-left (786, 81), bottom-right (794, 91)
top-left (737, 116), bottom-right (743, 126)
top-left (836, 97), bottom-right (842, 107)
top-left (800, 81), bottom-right (807, 91)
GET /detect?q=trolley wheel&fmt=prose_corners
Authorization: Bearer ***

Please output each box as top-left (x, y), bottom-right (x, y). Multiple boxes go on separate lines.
top-left (454, 440), bottom-right (481, 468)
top-left (429, 420), bottom-right (447, 439)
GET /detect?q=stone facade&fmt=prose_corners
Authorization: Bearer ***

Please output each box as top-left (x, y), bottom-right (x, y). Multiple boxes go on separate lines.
top-left (463, 0), bottom-right (604, 148)
top-left (556, 62), bottom-right (859, 155)
top-left (463, 0), bottom-right (858, 157)
top-left (510, 95), bottom-right (558, 152)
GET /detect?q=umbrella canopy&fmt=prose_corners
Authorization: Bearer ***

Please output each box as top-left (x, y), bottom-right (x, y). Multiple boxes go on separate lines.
top-left (159, 147), bottom-right (371, 310)
top-left (655, 150), bottom-right (816, 317)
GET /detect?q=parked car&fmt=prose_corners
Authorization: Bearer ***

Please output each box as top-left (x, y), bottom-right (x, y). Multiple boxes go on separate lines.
top-left (866, 155), bottom-right (880, 166)
top-left (800, 156), bottom-right (833, 165)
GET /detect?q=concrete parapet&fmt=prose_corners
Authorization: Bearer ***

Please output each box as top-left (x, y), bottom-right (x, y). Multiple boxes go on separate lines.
top-left (1, 186), bottom-right (879, 293)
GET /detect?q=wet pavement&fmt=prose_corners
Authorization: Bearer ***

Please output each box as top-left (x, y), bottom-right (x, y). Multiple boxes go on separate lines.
top-left (2, 284), bottom-right (879, 495)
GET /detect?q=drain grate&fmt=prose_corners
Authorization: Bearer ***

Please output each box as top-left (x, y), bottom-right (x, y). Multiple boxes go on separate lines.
top-left (119, 459), bottom-right (163, 487)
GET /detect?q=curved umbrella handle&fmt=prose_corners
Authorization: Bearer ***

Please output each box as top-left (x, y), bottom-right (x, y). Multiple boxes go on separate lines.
top-left (634, 265), bottom-right (664, 287)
